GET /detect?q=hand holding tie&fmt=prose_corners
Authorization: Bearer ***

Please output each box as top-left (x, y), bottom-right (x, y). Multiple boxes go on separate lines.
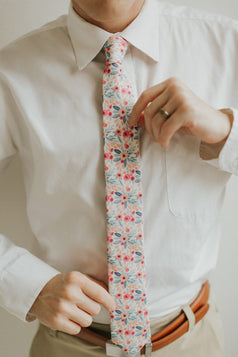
top-left (129, 77), bottom-right (233, 148)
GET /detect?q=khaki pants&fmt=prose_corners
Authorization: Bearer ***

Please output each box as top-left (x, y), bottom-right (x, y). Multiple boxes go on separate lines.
top-left (29, 292), bottom-right (224, 357)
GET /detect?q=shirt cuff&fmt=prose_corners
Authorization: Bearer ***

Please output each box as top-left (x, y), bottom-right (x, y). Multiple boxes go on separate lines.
top-left (0, 248), bottom-right (60, 322)
top-left (199, 107), bottom-right (238, 175)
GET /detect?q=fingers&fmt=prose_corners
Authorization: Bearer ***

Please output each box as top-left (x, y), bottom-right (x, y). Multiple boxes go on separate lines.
top-left (69, 305), bottom-right (93, 328)
top-left (129, 80), bottom-right (168, 125)
top-left (158, 109), bottom-right (185, 147)
top-left (53, 316), bottom-right (82, 335)
top-left (64, 272), bottom-right (115, 313)
top-left (75, 291), bottom-right (101, 316)
top-left (81, 274), bottom-right (116, 313)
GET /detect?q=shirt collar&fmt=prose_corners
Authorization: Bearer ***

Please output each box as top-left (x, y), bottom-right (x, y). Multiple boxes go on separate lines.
top-left (67, 0), bottom-right (159, 71)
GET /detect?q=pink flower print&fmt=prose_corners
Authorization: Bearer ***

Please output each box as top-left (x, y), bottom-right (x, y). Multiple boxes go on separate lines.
top-left (122, 312), bottom-right (128, 318)
top-left (120, 236), bottom-right (127, 243)
top-left (121, 88), bottom-right (127, 94)
top-left (125, 330), bottom-right (131, 336)
top-left (109, 197), bottom-right (113, 202)
top-left (143, 328), bottom-right (147, 333)
top-left (124, 100), bottom-right (128, 105)
top-left (125, 144), bottom-right (129, 149)
top-left (116, 129), bottom-right (121, 135)
top-left (108, 111), bottom-right (112, 116)
top-left (117, 329), bottom-right (123, 334)
top-left (126, 187), bottom-right (130, 191)
top-left (117, 293), bottom-right (122, 298)
top-left (131, 217), bottom-right (135, 222)
top-left (138, 234), bottom-right (143, 239)
top-left (138, 310), bottom-right (143, 315)
top-left (103, 122), bottom-right (107, 127)
top-left (120, 275), bottom-right (127, 282)
top-left (104, 153), bottom-right (109, 159)
top-left (137, 272), bottom-right (142, 278)
top-left (120, 152), bottom-right (127, 160)
top-left (109, 277), bottom-right (113, 282)
top-left (138, 193), bottom-right (143, 198)
top-left (130, 132), bottom-right (134, 138)
top-left (131, 176), bottom-right (135, 181)
top-left (123, 255), bottom-right (130, 262)
top-left (117, 254), bottom-right (122, 259)
top-left (123, 130), bottom-right (129, 138)
top-left (105, 166), bottom-right (108, 170)
top-left (125, 305), bottom-right (130, 310)
top-left (124, 216), bottom-right (130, 222)
top-left (110, 148), bottom-right (113, 152)
top-left (114, 85), bottom-right (119, 91)
top-left (117, 173), bottom-right (122, 178)
top-left (124, 174), bottom-right (130, 181)
top-left (123, 348), bottom-right (129, 353)
top-left (125, 228), bottom-right (130, 232)
top-left (109, 155), bottom-right (113, 160)
top-left (144, 310), bottom-right (149, 316)
top-left (103, 109), bottom-right (107, 116)
top-left (130, 295), bottom-right (134, 299)
top-left (119, 108), bottom-right (126, 116)
top-left (107, 68), bottom-right (111, 74)
top-left (122, 194), bottom-right (127, 200)
top-left (125, 267), bottom-right (129, 272)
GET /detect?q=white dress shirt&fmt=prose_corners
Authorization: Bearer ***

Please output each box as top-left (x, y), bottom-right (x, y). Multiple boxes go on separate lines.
top-left (1, 0), bottom-right (238, 324)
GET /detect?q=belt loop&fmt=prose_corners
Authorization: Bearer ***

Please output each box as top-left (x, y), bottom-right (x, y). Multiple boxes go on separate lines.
top-left (144, 342), bottom-right (152, 357)
top-left (182, 305), bottom-right (195, 332)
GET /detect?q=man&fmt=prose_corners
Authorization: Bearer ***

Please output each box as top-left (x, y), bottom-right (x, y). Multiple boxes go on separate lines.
top-left (0, 0), bottom-right (237, 356)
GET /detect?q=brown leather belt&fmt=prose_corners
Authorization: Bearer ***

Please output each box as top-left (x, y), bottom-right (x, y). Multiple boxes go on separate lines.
top-left (74, 281), bottom-right (210, 356)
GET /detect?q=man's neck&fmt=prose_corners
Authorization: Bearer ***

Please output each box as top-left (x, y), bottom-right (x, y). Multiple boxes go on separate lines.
top-left (71, 0), bottom-right (145, 33)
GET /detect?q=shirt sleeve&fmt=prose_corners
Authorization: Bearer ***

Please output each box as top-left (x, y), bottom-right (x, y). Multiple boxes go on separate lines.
top-left (0, 74), bottom-right (18, 168)
top-left (0, 235), bottom-right (60, 322)
top-left (199, 107), bottom-right (238, 175)
top-left (0, 74), bottom-right (60, 322)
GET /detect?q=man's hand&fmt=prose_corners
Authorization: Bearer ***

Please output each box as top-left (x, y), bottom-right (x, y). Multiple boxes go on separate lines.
top-left (129, 77), bottom-right (233, 148)
top-left (29, 271), bottom-right (115, 335)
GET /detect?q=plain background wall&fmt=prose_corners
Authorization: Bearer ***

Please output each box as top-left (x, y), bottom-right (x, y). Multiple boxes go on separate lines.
top-left (0, 0), bottom-right (238, 356)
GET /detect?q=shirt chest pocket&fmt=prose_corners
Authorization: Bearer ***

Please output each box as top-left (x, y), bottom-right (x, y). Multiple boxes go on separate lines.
top-left (165, 133), bottom-right (230, 218)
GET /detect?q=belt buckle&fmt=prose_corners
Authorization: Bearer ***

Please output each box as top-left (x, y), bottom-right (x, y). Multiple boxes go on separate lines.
top-left (106, 340), bottom-right (152, 357)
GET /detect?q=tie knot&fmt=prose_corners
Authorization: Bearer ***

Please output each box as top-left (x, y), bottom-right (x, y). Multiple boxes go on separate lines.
top-left (103, 36), bottom-right (128, 64)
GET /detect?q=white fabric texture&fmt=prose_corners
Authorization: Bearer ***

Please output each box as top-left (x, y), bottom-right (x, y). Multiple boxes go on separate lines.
top-left (0, 0), bottom-right (238, 324)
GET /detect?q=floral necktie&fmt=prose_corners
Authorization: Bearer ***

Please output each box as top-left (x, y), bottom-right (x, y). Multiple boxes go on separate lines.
top-left (102, 35), bottom-right (151, 356)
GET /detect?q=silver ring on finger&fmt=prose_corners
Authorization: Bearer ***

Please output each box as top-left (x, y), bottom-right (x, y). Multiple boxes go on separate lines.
top-left (158, 107), bottom-right (171, 120)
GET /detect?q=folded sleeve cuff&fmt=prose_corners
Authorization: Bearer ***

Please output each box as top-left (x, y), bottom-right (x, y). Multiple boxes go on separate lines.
top-left (200, 107), bottom-right (238, 175)
top-left (218, 107), bottom-right (238, 174)
top-left (0, 249), bottom-right (60, 322)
